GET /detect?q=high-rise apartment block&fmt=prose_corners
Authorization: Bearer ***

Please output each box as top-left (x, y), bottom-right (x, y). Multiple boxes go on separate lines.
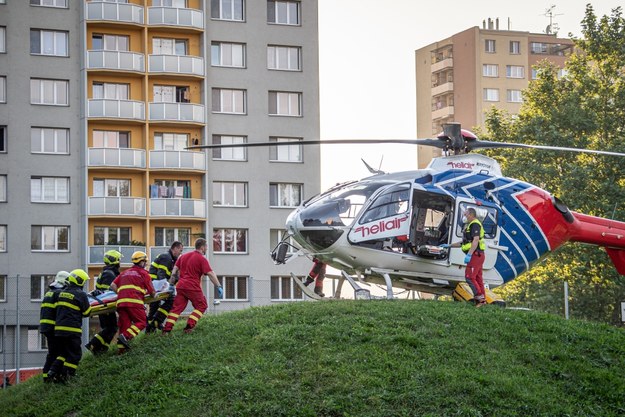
top-left (0, 0), bottom-right (319, 378)
top-left (416, 19), bottom-right (573, 167)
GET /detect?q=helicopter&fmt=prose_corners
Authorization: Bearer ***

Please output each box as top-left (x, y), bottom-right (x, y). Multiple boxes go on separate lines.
top-left (191, 123), bottom-right (625, 303)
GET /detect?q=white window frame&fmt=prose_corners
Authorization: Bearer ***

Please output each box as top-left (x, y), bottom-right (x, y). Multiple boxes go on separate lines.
top-left (154, 227), bottom-right (190, 247)
top-left (31, 275), bottom-right (55, 300)
top-left (28, 327), bottom-right (47, 352)
top-left (558, 68), bottom-right (569, 79)
top-left (509, 40), bottom-right (520, 54)
top-left (153, 0), bottom-right (187, 7)
top-left (217, 276), bottom-right (249, 301)
top-left (0, 275), bottom-right (6, 301)
top-left (267, 45), bottom-right (301, 71)
top-left (506, 65), bottom-right (525, 79)
top-left (507, 89), bottom-right (523, 103)
top-left (211, 42), bottom-right (245, 68)
top-left (269, 91), bottom-right (302, 117)
top-left (30, 0), bottom-right (68, 8)
top-left (30, 78), bottom-right (69, 106)
top-left (152, 37), bottom-right (186, 55)
top-left (0, 26), bottom-right (5, 53)
top-left (93, 34), bottom-right (129, 52)
top-left (267, 1), bottom-right (300, 25)
top-left (212, 135), bottom-right (247, 161)
top-left (270, 229), bottom-right (297, 255)
top-left (211, 0), bottom-right (244, 21)
top-left (30, 29), bottom-right (68, 57)
top-left (93, 178), bottom-right (130, 197)
top-left (483, 88), bottom-right (499, 102)
top-left (0, 225), bottom-right (6, 252)
top-left (485, 39), bottom-right (496, 53)
top-left (31, 226), bottom-right (70, 252)
top-left (269, 137), bottom-right (302, 162)
top-left (154, 132), bottom-right (188, 151)
top-left (0, 176), bottom-right (5, 202)
top-left (270, 183), bottom-right (302, 208)
top-left (531, 68), bottom-right (538, 80)
top-left (212, 88), bottom-right (246, 114)
top-left (213, 228), bottom-right (248, 254)
top-left (271, 275), bottom-right (304, 301)
top-left (482, 64), bottom-right (498, 77)
top-left (30, 177), bottom-right (70, 203)
top-left (31, 127), bottom-right (69, 154)
top-left (0, 76), bottom-right (4, 103)
top-left (94, 226), bottom-right (131, 246)
top-left (93, 130), bottom-right (129, 149)
top-left (212, 181), bottom-right (247, 207)
top-left (93, 82), bottom-right (129, 100)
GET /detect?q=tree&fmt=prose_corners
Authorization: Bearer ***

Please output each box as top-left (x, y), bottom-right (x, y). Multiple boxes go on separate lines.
top-left (484, 5), bottom-right (625, 324)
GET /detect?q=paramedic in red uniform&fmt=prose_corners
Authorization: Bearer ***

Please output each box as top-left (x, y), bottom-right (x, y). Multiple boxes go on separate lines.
top-left (111, 251), bottom-right (155, 351)
top-left (162, 238), bottom-right (223, 334)
top-left (302, 257), bottom-right (326, 297)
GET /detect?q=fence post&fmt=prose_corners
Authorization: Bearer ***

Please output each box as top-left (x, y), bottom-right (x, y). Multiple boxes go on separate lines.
top-left (564, 281), bottom-right (569, 320)
top-left (15, 274), bottom-right (20, 384)
top-left (2, 309), bottom-right (6, 389)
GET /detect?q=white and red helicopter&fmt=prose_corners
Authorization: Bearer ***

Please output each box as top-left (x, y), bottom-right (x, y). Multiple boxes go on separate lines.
top-left (194, 123), bottom-right (625, 303)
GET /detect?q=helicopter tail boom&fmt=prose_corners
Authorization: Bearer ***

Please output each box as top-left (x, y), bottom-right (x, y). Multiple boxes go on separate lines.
top-left (569, 212), bottom-right (625, 274)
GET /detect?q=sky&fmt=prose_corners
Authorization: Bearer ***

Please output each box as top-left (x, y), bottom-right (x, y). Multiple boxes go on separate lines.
top-left (317, 0), bottom-right (623, 190)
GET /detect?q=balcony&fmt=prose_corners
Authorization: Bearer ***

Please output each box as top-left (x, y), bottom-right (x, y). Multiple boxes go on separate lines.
top-left (148, 7), bottom-right (204, 30)
top-left (89, 245), bottom-right (146, 265)
top-left (89, 197), bottom-right (146, 216)
top-left (431, 105), bottom-right (455, 120)
top-left (88, 99), bottom-right (145, 121)
top-left (87, 50), bottom-right (145, 73)
top-left (149, 102), bottom-right (205, 124)
top-left (431, 57), bottom-right (453, 73)
top-left (149, 150), bottom-right (205, 170)
top-left (89, 148), bottom-right (146, 169)
top-left (431, 82), bottom-right (454, 97)
top-left (150, 198), bottom-right (205, 218)
top-left (86, 1), bottom-right (144, 25)
top-left (148, 55), bottom-right (205, 77)
top-left (149, 246), bottom-right (194, 261)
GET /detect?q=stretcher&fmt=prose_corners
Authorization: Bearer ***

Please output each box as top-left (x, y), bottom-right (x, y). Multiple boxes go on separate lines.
top-left (87, 290), bottom-right (172, 317)
top-left (452, 282), bottom-right (506, 307)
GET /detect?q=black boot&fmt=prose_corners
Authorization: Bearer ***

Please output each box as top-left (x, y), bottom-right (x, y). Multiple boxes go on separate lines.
top-left (314, 286), bottom-right (325, 297)
top-left (303, 276), bottom-right (314, 286)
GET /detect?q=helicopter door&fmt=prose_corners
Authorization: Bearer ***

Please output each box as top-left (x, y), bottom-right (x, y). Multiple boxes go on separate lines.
top-left (451, 199), bottom-right (499, 269)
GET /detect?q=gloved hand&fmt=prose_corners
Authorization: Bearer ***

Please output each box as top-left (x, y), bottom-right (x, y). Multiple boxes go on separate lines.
top-left (168, 284), bottom-right (177, 297)
top-left (464, 254), bottom-right (472, 264)
top-left (216, 286), bottom-right (224, 299)
top-left (440, 244), bottom-right (450, 249)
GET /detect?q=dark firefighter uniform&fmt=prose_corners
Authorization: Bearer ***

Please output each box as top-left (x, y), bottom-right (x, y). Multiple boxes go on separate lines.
top-left (146, 249), bottom-right (178, 332)
top-left (39, 275), bottom-right (67, 383)
top-left (461, 218), bottom-right (486, 304)
top-left (85, 263), bottom-right (120, 354)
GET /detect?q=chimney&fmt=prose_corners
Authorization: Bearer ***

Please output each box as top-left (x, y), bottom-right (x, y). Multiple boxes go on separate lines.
top-left (482, 19), bottom-right (486, 29)
top-left (508, 17), bottom-right (511, 30)
top-left (488, 18), bottom-right (493, 30)
top-left (496, 18), bottom-right (499, 30)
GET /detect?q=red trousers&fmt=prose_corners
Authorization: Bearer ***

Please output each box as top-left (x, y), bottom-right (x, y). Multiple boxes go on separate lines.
top-left (465, 252), bottom-right (486, 301)
top-left (117, 306), bottom-right (147, 340)
top-left (163, 287), bottom-right (207, 332)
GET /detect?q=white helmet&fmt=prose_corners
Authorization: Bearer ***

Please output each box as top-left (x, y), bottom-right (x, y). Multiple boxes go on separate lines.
top-left (50, 270), bottom-right (70, 289)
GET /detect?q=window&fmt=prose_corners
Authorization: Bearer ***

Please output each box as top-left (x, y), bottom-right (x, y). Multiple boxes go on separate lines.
top-left (270, 183), bottom-right (302, 207)
top-left (31, 79), bottom-right (68, 105)
top-left (212, 88), bottom-right (246, 114)
top-left (31, 177), bottom-right (69, 203)
top-left (360, 183), bottom-right (410, 224)
top-left (0, 26), bottom-right (5, 53)
top-left (30, 0), bottom-right (68, 7)
top-left (213, 181), bottom-right (247, 207)
top-left (506, 65), bottom-right (525, 79)
top-left (153, 0), bottom-right (187, 7)
top-left (0, 176), bottom-right (5, 202)
top-left (30, 29), bottom-right (68, 57)
top-left (530, 42), bottom-right (547, 54)
top-left (93, 82), bottom-right (128, 100)
top-left (0, 226), bottom-right (5, 252)
top-left (92, 34), bottom-right (129, 51)
top-left (211, 42), bottom-right (245, 67)
top-left (213, 228), bottom-right (247, 253)
top-left (93, 130), bottom-right (129, 148)
top-left (212, 135), bottom-right (247, 161)
top-left (531, 68), bottom-right (538, 80)
top-left (0, 275), bottom-right (6, 301)
top-left (267, 45), bottom-right (301, 70)
top-left (217, 276), bottom-right (248, 300)
top-left (0, 126), bottom-right (5, 152)
top-left (485, 39), bottom-right (496, 53)
top-left (267, 1), bottom-right (300, 25)
top-left (93, 178), bottom-right (130, 197)
top-left (154, 133), bottom-right (188, 151)
top-left (269, 91), bottom-right (302, 116)
top-left (94, 226), bottom-right (131, 245)
top-left (455, 203), bottom-right (498, 239)
top-left (483, 88), bottom-right (499, 102)
top-left (270, 229), bottom-right (297, 254)
top-left (31, 226), bottom-right (69, 251)
top-left (31, 127), bottom-right (69, 154)
top-left (271, 276), bottom-right (303, 300)
top-left (0, 76), bottom-right (4, 103)
top-left (211, 0), bottom-right (244, 21)
top-left (152, 38), bottom-right (186, 55)
top-left (482, 64), bottom-right (498, 77)
top-left (509, 40), bottom-right (520, 54)
top-left (507, 89), bottom-right (523, 103)
top-left (269, 137), bottom-right (302, 162)
top-left (557, 68), bottom-right (569, 79)
top-left (28, 327), bottom-right (47, 351)
top-left (153, 85), bottom-right (189, 103)
top-left (154, 227), bottom-right (190, 247)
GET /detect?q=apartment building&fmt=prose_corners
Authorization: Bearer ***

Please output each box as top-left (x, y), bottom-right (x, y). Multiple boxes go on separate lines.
top-left (0, 0), bottom-right (319, 379)
top-left (415, 19), bottom-right (573, 167)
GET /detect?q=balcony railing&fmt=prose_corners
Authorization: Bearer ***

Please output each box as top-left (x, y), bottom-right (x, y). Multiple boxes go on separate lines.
top-left (149, 102), bottom-right (205, 123)
top-left (88, 99), bottom-right (145, 121)
top-left (431, 57), bottom-right (453, 73)
top-left (88, 148), bottom-right (146, 168)
top-left (149, 150), bottom-right (205, 170)
top-left (148, 55), bottom-right (205, 76)
top-left (89, 197), bottom-right (146, 216)
top-left (87, 50), bottom-right (145, 73)
top-left (86, 2), bottom-right (144, 25)
top-left (148, 7), bottom-right (204, 30)
top-left (150, 198), bottom-right (205, 218)
top-left (431, 105), bottom-right (455, 120)
top-left (149, 246), bottom-right (194, 261)
top-left (431, 82), bottom-right (454, 97)
top-left (89, 245), bottom-right (146, 265)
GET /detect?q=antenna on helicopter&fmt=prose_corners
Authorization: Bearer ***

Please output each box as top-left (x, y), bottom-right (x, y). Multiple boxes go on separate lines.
top-left (361, 158), bottom-right (385, 175)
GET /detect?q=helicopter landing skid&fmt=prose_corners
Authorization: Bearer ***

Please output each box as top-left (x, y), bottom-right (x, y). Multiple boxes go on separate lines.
top-left (291, 273), bottom-right (325, 301)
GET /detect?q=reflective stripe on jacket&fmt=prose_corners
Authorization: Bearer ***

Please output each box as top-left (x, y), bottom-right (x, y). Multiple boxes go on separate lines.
top-left (461, 218), bottom-right (485, 253)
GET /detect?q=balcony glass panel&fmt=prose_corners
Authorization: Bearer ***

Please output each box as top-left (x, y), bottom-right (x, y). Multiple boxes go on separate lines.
top-left (148, 7), bottom-right (204, 29)
top-left (89, 197), bottom-right (146, 216)
top-left (89, 148), bottom-right (146, 168)
top-left (150, 198), bottom-right (205, 218)
top-left (149, 246), bottom-right (194, 260)
top-left (88, 99), bottom-right (145, 120)
top-left (149, 150), bottom-right (205, 170)
top-left (86, 2), bottom-right (144, 25)
top-left (89, 245), bottom-right (146, 265)
top-left (87, 51), bottom-right (145, 72)
top-left (149, 103), bottom-right (205, 123)
top-left (148, 55), bottom-right (204, 76)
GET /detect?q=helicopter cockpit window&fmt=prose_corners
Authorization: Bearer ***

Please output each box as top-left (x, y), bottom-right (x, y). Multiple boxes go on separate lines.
top-left (359, 183), bottom-right (411, 224)
top-left (455, 203), bottom-right (498, 239)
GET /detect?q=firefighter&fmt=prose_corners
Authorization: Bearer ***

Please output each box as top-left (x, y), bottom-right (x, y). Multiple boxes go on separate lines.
top-left (39, 270), bottom-right (69, 383)
top-left (110, 251), bottom-right (155, 353)
top-left (47, 269), bottom-right (91, 383)
top-left (302, 258), bottom-right (326, 297)
top-left (146, 241), bottom-right (183, 333)
top-left (85, 250), bottom-right (122, 354)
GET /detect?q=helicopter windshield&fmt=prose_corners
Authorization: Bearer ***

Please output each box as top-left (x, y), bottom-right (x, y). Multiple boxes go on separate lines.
top-left (300, 181), bottom-right (390, 227)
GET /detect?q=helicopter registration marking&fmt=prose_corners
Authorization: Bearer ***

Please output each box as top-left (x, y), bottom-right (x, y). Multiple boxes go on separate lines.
top-left (352, 216), bottom-right (408, 238)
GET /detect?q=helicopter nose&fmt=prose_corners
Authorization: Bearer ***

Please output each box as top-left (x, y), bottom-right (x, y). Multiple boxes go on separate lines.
top-left (286, 208), bottom-right (344, 251)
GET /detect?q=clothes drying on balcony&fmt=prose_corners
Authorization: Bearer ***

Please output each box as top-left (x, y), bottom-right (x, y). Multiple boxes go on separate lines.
top-left (150, 184), bottom-right (191, 198)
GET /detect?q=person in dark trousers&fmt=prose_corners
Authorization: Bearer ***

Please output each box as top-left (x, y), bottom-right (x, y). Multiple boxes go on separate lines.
top-left (85, 250), bottom-right (122, 354)
top-left (162, 238), bottom-right (222, 335)
top-left (39, 271), bottom-right (69, 383)
top-left (111, 251), bottom-right (155, 353)
top-left (48, 269), bottom-right (92, 383)
top-left (302, 258), bottom-right (326, 297)
top-left (146, 241), bottom-right (183, 333)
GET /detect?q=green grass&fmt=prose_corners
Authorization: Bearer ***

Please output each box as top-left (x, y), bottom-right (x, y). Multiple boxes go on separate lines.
top-left (1, 301), bottom-right (625, 416)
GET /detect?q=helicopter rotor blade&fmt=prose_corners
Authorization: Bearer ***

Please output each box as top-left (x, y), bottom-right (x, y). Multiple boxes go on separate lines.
top-left (469, 140), bottom-right (625, 157)
top-left (186, 138), bottom-right (446, 150)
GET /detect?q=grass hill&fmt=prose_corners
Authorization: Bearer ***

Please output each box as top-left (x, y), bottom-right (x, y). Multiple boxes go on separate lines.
top-left (1, 300), bottom-right (624, 416)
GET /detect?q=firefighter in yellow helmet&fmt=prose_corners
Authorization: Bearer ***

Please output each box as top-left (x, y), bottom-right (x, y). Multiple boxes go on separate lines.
top-left (39, 271), bottom-right (69, 383)
top-left (47, 269), bottom-right (91, 383)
